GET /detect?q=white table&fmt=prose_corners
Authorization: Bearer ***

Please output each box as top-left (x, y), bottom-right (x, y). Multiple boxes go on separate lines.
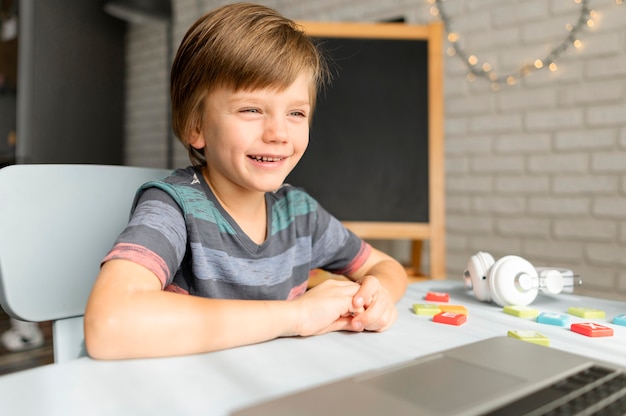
top-left (0, 280), bottom-right (624, 416)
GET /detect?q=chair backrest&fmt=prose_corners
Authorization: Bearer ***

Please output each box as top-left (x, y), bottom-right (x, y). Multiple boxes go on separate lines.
top-left (0, 164), bottom-right (172, 362)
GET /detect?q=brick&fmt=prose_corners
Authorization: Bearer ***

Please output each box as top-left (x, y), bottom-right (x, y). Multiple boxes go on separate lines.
top-left (412, 303), bottom-right (441, 316)
top-left (447, 215), bottom-right (493, 233)
top-left (471, 155), bottom-right (525, 173)
top-left (588, 104), bottom-right (626, 126)
top-left (433, 311), bottom-right (467, 325)
top-left (445, 235), bottom-right (469, 252)
top-left (470, 27), bottom-right (519, 52)
top-left (446, 195), bottom-right (472, 213)
top-left (497, 89), bottom-right (556, 112)
top-left (527, 154), bottom-right (589, 174)
top-left (526, 109), bottom-right (584, 131)
top-left (507, 330), bottom-right (550, 346)
top-left (588, 2), bottom-right (626, 32)
top-left (438, 304), bottom-right (468, 315)
top-left (591, 152), bottom-right (626, 173)
top-left (472, 196), bottom-right (526, 215)
top-left (549, 0), bottom-right (585, 14)
top-left (554, 219), bottom-right (616, 241)
top-left (621, 224), bottom-right (626, 244)
top-left (425, 292), bottom-right (450, 302)
top-left (619, 270), bottom-right (626, 291)
top-left (468, 237), bottom-right (522, 256)
top-left (447, 8), bottom-right (491, 34)
top-left (521, 15), bottom-right (576, 44)
top-left (447, 95), bottom-right (494, 115)
top-left (524, 61), bottom-right (584, 87)
top-left (445, 117), bottom-right (470, 137)
top-left (620, 128), bottom-right (626, 148)
top-left (469, 114), bottom-right (523, 134)
top-left (445, 156), bottom-right (470, 175)
top-left (558, 81), bottom-right (624, 107)
top-left (554, 129), bottom-right (615, 151)
top-left (578, 33), bottom-right (623, 58)
top-left (496, 218), bottom-right (550, 238)
top-left (523, 240), bottom-right (584, 262)
top-left (528, 196), bottom-right (589, 216)
top-left (495, 176), bottom-right (550, 193)
top-left (585, 55), bottom-right (626, 79)
top-left (495, 133), bottom-right (551, 154)
top-left (571, 322), bottom-right (613, 337)
top-left (586, 243), bottom-right (626, 265)
top-left (446, 176), bottom-right (493, 193)
top-left (499, 44), bottom-right (552, 73)
top-left (492, 1), bottom-right (548, 27)
top-left (504, 306), bottom-right (539, 318)
top-left (467, 0), bottom-right (505, 12)
top-left (613, 314), bottom-right (626, 326)
top-left (553, 176), bottom-right (617, 195)
top-left (446, 135), bottom-right (493, 155)
top-left (536, 312), bottom-right (569, 327)
top-left (444, 78), bottom-right (470, 98)
top-left (567, 306), bottom-right (606, 319)
top-left (573, 265), bottom-right (616, 290)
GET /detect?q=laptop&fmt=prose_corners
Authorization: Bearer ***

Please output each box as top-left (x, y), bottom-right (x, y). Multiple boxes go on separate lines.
top-left (232, 336), bottom-right (626, 416)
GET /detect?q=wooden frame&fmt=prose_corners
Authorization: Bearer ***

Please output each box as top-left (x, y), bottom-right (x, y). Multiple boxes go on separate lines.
top-left (299, 21), bottom-right (445, 279)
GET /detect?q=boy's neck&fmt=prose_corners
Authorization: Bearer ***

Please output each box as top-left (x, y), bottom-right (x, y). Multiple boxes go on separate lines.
top-left (201, 167), bottom-right (268, 244)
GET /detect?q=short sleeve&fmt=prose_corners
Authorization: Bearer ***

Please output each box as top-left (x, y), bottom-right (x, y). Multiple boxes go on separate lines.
top-left (310, 202), bottom-right (371, 275)
top-left (102, 187), bottom-right (187, 288)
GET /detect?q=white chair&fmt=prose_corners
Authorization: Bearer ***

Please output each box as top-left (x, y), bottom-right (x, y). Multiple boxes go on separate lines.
top-left (0, 164), bottom-right (171, 363)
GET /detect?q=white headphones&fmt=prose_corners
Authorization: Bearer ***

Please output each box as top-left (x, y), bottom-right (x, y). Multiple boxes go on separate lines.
top-left (463, 252), bottom-right (577, 306)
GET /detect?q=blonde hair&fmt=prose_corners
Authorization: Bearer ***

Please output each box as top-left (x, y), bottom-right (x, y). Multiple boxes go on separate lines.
top-left (170, 2), bottom-right (328, 166)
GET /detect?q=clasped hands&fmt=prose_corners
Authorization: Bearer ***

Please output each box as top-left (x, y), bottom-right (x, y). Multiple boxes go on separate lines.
top-left (295, 275), bottom-right (398, 337)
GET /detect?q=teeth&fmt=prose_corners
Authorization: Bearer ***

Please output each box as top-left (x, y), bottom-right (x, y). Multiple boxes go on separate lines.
top-left (250, 156), bottom-right (282, 162)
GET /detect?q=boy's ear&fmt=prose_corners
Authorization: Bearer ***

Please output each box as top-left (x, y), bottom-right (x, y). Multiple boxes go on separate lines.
top-left (188, 128), bottom-right (205, 149)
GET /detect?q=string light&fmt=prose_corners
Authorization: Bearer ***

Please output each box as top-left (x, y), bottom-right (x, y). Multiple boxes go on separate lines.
top-left (433, 0), bottom-right (594, 90)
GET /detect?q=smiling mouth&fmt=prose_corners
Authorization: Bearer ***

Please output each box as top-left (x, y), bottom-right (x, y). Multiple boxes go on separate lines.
top-left (248, 155), bottom-right (285, 162)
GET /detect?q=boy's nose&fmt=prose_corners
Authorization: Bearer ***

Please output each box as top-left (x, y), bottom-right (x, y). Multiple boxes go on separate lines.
top-left (263, 116), bottom-right (288, 143)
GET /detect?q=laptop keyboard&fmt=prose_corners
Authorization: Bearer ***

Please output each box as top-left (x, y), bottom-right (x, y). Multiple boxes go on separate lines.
top-left (486, 365), bottom-right (626, 416)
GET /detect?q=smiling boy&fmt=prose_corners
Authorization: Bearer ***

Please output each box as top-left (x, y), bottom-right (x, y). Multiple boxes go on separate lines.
top-left (84, 2), bottom-right (407, 360)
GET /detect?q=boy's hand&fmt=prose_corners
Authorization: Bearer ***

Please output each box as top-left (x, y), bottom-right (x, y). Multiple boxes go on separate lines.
top-left (350, 275), bottom-right (398, 332)
top-left (294, 279), bottom-right (363, 336)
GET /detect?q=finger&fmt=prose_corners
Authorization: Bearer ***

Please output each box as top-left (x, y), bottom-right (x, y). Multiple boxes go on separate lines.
top-left (352, 296), bottom-right (393, 331)
top-left (353, 276), bottom-right (377, 308)
top-left (364, 306), bottom-right (397, 332)
top-left (323, 316), bottom-right (359, 334)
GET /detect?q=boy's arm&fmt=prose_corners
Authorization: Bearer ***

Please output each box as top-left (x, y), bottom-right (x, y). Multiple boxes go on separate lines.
top-left (84, 259), bottom-right (363, 360)
top-left (344, 247), bottom-right (408, 332)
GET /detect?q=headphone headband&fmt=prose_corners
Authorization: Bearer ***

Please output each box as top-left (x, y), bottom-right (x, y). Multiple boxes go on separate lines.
top-left (463, 252), bottom-right (570, 306)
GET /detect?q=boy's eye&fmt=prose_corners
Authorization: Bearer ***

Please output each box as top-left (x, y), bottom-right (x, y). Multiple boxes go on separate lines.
top-left (290, 111), bottom-right (306, 117)
top-left (240, 108), bottom-right (260, 114)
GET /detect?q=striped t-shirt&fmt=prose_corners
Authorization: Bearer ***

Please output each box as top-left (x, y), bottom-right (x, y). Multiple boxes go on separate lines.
top-left (103, 166), bottom-right (370, 301)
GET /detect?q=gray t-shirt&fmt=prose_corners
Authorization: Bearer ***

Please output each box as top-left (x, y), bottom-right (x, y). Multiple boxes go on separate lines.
top-left (103, 166), bottom-right (370, 300)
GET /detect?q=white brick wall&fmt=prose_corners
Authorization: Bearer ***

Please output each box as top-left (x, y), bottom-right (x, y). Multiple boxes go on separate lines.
top-left (124, 0), bottom-right (626, 300)
top-left (124, 23), bottom-right (170, 168)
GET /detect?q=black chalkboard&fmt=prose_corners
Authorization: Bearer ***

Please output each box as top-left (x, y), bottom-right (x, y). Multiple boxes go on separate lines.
top-left (287, 36), bottom-right (429, 223)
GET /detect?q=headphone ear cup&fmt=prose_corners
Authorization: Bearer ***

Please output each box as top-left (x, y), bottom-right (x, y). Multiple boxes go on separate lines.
top-left (464, 252), bottom-right (495, 302)
top-left (488, 255), bottom-right (539, 306)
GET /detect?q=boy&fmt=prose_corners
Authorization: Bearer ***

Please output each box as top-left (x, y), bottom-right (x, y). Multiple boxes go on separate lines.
top-left (84, 2), bottom-right (407, 359)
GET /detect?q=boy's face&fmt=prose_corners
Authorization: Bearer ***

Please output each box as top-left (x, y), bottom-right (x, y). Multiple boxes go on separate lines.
top-left (190, 72), bottom-right (312, 195)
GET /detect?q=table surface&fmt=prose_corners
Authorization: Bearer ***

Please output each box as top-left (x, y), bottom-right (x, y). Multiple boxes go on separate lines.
top-left (0, 280), bottom-right (624, 416)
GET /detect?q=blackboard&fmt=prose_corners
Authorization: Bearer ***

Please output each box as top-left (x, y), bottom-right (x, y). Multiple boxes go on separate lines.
top-left (291, 21), bottom-right (445, 279)
top-left (287, 36), bottom-right (429, 222)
